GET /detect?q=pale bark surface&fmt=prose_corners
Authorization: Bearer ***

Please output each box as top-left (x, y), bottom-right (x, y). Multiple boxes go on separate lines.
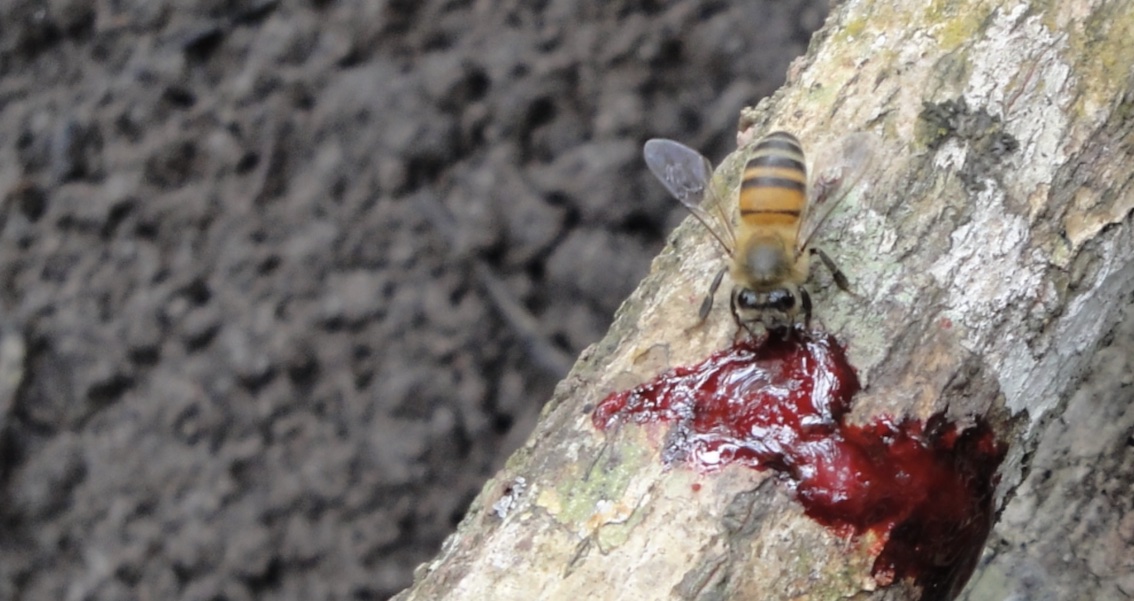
top-left (396, 0), bottom-right (1134, 599)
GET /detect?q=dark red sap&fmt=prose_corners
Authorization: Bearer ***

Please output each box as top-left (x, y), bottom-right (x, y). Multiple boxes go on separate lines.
top-left (592, 333), bottom-right (1006, 600)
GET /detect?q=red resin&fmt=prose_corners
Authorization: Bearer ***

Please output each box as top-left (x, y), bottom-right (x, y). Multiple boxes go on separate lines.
top-left (593, 332), bottom-right (1005, 600)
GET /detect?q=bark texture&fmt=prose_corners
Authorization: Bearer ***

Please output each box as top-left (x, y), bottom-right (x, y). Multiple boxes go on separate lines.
top-left (396, 0), bottom-right (1134, 599)
top-left (959, 301), bottom-right (1134, 601)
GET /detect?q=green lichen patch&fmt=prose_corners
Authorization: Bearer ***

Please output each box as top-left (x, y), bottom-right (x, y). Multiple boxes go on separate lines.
top-left (534, 429), bottom-right (654, 529)
top-left (924, 0), bottom-right (993, 51)
top-left (1072, 1), bottom-right (1134, 119)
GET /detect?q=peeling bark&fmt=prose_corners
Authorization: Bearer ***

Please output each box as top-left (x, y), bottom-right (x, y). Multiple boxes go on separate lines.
top-left (395, 0), bottom-right (1134, 599)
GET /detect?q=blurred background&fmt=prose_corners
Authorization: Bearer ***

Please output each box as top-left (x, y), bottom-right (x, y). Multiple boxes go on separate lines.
top-left (0, 1), bottom-right (826, 599)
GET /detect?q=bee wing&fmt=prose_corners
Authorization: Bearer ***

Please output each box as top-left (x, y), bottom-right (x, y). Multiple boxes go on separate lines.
top-left (643, 138), bottom-right (735, 256)
top-left (796, 132), bottom-right (879, 255)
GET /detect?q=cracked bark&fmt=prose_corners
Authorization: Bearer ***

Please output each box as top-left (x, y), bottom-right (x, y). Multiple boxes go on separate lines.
top-left (395, 1), bottom-right (1134, 599)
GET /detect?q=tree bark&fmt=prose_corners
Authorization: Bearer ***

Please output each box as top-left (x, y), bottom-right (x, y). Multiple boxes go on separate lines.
top-left (395, 0), bottom-right (1134, 599)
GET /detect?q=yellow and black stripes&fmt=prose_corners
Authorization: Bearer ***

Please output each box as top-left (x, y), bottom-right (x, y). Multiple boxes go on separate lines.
top-left (739, 131), bottom-right (807, 226)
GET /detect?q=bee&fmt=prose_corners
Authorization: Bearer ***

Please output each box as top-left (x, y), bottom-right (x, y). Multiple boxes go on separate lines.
top-left (643, 130), bottom-right (876, 335)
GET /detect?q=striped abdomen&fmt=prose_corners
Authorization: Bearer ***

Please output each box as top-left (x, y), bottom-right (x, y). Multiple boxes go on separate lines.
top-left (739, 131), bottom-right (807, 228)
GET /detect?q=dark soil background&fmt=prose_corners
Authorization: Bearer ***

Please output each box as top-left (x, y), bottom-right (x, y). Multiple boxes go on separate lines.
top-left (0, 1), bottom-right (827, 599)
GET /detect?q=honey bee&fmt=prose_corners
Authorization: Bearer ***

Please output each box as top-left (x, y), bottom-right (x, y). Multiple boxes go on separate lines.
top-left (643, 130), bottom-right (876, 335)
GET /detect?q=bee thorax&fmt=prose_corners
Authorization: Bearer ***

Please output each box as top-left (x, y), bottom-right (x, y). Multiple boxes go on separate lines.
top-left (740, 237), bottom-right (791, 285)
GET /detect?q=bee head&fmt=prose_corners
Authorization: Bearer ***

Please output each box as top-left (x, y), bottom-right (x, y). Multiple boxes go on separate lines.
top-left (733, 286), bottom-right (800, 332)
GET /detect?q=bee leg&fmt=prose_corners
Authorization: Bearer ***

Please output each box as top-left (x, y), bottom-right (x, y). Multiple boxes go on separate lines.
top-left (729, 286), bottom-right (740, 327)
top-left (810, 248), bottom-right (854, 295)
top-left (729, 293), bottom-right (764, 340)
top-left (800, 287), bottom-right (813, 331)
top-left (699, 266), bottom-right (728, 322)
top-left (728, 287), bottom-right (748, 339)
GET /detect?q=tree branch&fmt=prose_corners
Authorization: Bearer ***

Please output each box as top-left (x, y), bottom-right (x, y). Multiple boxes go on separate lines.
top-left (395, 0), bottom-right (1134, 599)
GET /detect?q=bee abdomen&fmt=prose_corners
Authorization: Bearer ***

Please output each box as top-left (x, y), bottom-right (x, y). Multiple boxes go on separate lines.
top-left (739, 131), bottom-right (807, 225)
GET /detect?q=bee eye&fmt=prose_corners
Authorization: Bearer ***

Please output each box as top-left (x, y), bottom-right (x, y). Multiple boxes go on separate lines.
top-left (737, 289), bottom-right (760, 310)
top-left (767, 289), bottom-right (795, 311)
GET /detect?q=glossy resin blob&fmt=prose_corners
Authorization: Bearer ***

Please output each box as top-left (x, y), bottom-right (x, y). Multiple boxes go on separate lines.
top-left (593, 332), bottom-right (1006, 600)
